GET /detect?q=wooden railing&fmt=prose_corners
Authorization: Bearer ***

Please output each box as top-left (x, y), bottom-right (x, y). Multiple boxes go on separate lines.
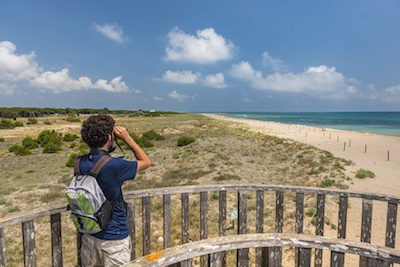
top-left (1, 184), bottom-right (399, 267)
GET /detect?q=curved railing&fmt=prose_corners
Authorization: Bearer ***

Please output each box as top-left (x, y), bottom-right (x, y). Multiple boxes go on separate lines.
top-left (1, 184), bottom-right (399, 267)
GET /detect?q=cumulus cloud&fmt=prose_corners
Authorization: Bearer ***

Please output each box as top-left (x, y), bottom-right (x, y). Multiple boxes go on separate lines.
top-left (31, 69), bottom-right (130, 93)
top-left (162, 70), bottom-right (227, 89)
top-left (165, 27), bottom-right (237, 64)
top-left (0, 83), bottom-right (16, 95)
top-left (203, 73), bottom-right (227, 88)
top-left (0, 41), bottom-right (40, 81)
top-left (93, 22), bottom-right (126, 43)
top-left (162, 70), bottom-right (201, 84)
top-left (230, 61), bottom-right (358, 99)
top-left (0, 41), bottom-right (132, 94)
top-left (262, 51), bottom-right (288, 73)
top-left (169, 90), bottom-right (188, 101)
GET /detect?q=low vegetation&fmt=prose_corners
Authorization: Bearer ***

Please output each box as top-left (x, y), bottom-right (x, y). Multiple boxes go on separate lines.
top-left (0, 112), bottom-right (372, 266)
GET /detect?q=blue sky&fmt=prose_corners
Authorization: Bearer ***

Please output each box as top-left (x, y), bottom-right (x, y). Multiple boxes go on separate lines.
top-left (1, 1), bottom-right (400, 112)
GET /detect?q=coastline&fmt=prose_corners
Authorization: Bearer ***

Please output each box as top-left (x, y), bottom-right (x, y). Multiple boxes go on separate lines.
top-left (203, 113), bottom-right (400, 196)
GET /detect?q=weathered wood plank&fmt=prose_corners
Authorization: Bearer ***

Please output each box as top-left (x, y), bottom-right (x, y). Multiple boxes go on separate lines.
top-left (0, 228), bottom-right (5, 267)
top-left (298, 248), bottom-right (311, 267)
top-left (237, 192), bottom-right (248, 267)
top-left (22, 220), bottom-right (36, 267)
top-left (384, 202), bottom-right (397, 267)
top-left (127, 202), bottom-right (136, 259)
top-left (332, 195), bottom-right (348, 266)
top-left (295, 193), bottom-right (304, 266)
top-left (50, 213), bottom-right (63, 267)
top-left (142, 196), bottom-right (151, 256)
top-left (256, 190), bottom-right (264, 267)
top-left (200, 191), bottom-right (208, 267)
top-left (126, 233), bottom-right (400, 267)
top-left (315, 194), bottom-right (325, 267)
top-left (218, 190), bottom-right (227, 267)
top-left (181, 193), bottom-right (189, 244)
top-left (163, 194), bottom-right (171, 249)
top-left (360, 198), bottom-right (373, 267)
top-left (271, 191), bottom-right (284, 267)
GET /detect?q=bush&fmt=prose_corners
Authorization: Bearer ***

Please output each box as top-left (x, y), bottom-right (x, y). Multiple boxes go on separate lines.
top-left (66, 153), bottom-right (78, 167)
top-left (43, 143), bottom-right (62, 153)
top-left (142, 130), bottom-right (165, 141)
top-left (13, 121), bottom-right (24, 127)
top-left (37, 130), bottom-right (62, 147)
top-left (177, 136), bottom-right (195, 147)
top-left (319, 178), bottom-right (335, 187)
top-left (22, 136), bottom-right (39, 149)
top-left (0, 119), bottom-right (15, 129)
top-left (355, 169), bottom-right (375, 179)
top-left (0, 137), bottom-right (4, 142)
top-left (9, 144), bottom-right (31, 156)
top-left (27, 118), bottom-right (38, 124)
top-left (63, 133), bottom-right (79, 142)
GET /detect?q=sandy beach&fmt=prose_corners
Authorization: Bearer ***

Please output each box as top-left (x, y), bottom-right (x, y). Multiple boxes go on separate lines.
top-left (205, 114), bottom-right (400, 264)
top-left (204, 114), bottom-right (400, 196)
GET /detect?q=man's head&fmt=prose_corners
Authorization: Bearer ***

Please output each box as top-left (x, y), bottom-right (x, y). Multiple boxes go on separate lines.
top-left (81, 114), bottom-right (115, 148)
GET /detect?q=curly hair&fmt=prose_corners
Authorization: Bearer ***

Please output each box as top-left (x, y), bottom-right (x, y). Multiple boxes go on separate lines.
top-left (81, 115), bottom-right (115, 148)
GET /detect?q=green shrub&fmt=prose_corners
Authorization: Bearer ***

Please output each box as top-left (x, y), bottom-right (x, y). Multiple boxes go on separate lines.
top-left (43, 120), bottom-right (52, 125)
top-left (22, 136), bottom-right (39, 149)
top-left (63, 133), bottom-right (79, 142)
top-left (66, 153), bottom-right (78, 167)
top-left (319, 178), bottom-right (335, 187)
top-left (13, 121), bottom-right (24, 127)
top-left (10, 145), bottom-right (31, 156)
top-left (142, 130), bottom-right (165, 141)
top-left (0, 119), bottom-right (15, 129)
top-left (66, 116), bottom-right (80, 122)
top-left (27, 118), bottom-right (38, 124)
top-left (37, 130), bottom-right (62, 147)
top-left (355, 169), bottom-right (375, 179)
top-left (177, 136), bottom-right (195, 146)
top-left (43, 143), bottom-right (62, 153)
top-left (0, 137), bottom-right (4, 142)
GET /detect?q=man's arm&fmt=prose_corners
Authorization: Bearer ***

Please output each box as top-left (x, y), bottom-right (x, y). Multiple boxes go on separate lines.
top-left (113, 126), bottom-right (151, 172)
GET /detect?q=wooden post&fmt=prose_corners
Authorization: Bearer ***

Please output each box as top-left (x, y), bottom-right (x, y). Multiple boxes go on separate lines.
top-left (219, 190), bottom-right (227, 267)
top-left (237, 192), bottom-right (248, 267)
top-left (343, 142), bottom-right (346, 151)
top-left (0, 228), bottom-right (5, 267)
top-left (360, 199), bottom-right (373, 266)
top-left (76, 232), bottom-right (82, 267)
top-left (181, 193), bottom-right (190, 244)
top-left (295, 193), bottom-right (304, 266)
top-left (142, 196), bottom-right (151, 256)
top-left (387, 151), bottom-right (390, 161)
top-left (163, 194), bottom-right (171, 249)
top-left (127, 202), bottom-right (136, 260)
top-left (50, 213), bottom-right (63, 267)
top-left (331, 195), bottom-right (348, 266)
top-left (256, 190), bottom-right (265, 267)
top-left (200, 191), bottom-right (208, 267)
top-left (22, 220), bottom-right (36, 267)
top-left (314, 194), bottom-right (325, 267)
top-left (365, 144), bottom-right (367, 153)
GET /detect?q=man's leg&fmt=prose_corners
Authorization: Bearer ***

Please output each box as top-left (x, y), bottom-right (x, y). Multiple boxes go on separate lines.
top-left (101, 236), bottom-right (131, 267)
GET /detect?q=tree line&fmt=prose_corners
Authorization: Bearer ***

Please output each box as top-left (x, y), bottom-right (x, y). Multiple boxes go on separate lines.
top-left (0, 107), bottom-right (178, 119)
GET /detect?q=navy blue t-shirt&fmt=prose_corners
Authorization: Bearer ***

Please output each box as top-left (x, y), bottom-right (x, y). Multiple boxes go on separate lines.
top-left (78, 153), bottom-right (138, 240)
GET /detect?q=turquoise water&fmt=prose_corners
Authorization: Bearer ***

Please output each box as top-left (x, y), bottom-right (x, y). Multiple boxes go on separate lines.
top-left (218, 112), bottom-right (400, 137)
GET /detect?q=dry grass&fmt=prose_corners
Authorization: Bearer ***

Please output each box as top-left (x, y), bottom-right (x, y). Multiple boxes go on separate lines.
top-left (0, 113), bottom-right (353, 266)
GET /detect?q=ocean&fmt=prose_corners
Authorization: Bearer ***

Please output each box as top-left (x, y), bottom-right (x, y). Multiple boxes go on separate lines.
top-left (217, 112), bottom-right (400, 137)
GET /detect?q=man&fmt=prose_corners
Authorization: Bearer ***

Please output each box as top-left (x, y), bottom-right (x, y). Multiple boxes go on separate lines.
top-left (78, 114), bottom-right (151, 266)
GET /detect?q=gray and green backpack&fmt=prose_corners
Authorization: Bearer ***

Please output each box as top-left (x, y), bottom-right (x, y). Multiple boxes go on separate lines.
top-left (65, 155), bottom-right (116, 234)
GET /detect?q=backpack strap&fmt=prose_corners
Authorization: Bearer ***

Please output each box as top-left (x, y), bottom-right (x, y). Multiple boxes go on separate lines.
top-left (73, 156), bottom-right (82, 176)
top-left (89, 155), bottom-right (113, 177)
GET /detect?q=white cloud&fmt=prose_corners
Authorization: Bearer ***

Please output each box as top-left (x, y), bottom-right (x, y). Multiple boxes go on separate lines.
top-left (93, 22), bottom-right (126, 43)
top-left (1, 41), bottom-right (132, 94)
top-left (203, 73), bottom-right (227, 88)
top-left (230, 61), bottom-right (358, 99)
top-left (169, 90), bottom-right (188, 101)
top-left (0, 41), bottom-right (40, 81)
top-left (165, 27), bottom-right (236, 64)
top-left (262, 51), bottom-right (288, 73)
top-left (154, 96), bottom-right (163, 101)
top-left (162, 70), bottom-right (201, 84)
top-left (31, 69), bottom-right (130, 93)
top-left (0, 83), bottom-right (16, 95)
top-left (162, 70), bottom-right (227, 89)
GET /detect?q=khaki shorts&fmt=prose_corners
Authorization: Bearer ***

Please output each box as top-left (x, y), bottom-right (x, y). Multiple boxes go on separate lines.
top-left (81, 234), bottom-right (131, 267)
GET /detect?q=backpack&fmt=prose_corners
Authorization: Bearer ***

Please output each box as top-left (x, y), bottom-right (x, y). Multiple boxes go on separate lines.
top-left (65, 155), bottom-right (116, 234)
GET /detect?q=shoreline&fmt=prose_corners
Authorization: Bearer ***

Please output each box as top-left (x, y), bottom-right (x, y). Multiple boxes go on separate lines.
top-left (203, 113), bottom-right (400, 196)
